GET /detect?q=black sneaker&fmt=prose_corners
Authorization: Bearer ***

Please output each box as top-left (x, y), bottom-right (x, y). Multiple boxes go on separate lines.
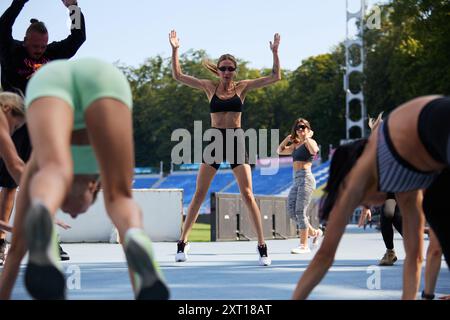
top-left (124, 230), bottom-right (170, 300)
top-left (24, 202), bottom-right (66, 300)
top-left (257, 244), bottom-right (271, 266)
top-left (59, 244), bottom-right (70, 261)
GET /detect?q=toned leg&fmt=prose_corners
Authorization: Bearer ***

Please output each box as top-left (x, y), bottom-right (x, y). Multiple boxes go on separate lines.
top-left (0, 159), bottom-right (35, 299)
top-left (423, 228), bottom-right (442, 299)
top-left (26, 98), bottom-right (74, 215)
top-left (85, 99), bottom-right (169, 299)
top-left (232, 164), bottom-right (265, 245)
top-left (180, 164), bottom-right (217, 242)
top-left (84, 99), bottom-right (140, 239)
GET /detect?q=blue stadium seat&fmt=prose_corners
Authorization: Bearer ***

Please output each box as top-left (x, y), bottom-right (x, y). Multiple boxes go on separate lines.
top-left (139, 160), bottom-right (330, 214)
top-left (132, 177), bottom-right (160, 189)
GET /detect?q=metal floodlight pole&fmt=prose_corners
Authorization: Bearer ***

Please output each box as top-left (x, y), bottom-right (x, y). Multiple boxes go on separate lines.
top-left (343, 0), bottom-right (367, 143)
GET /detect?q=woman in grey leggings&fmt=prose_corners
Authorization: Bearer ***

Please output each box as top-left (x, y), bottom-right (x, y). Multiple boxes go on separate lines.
top-left (278, 118), bottom-right (322, 253)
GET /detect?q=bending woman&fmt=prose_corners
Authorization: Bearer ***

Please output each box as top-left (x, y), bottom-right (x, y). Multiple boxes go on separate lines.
top-left (0, 92), bottom-right (69, 264)
top-left (0, 92), bottom-right (26, 186)
top-left (292, 95), bottom-right (450, 299)
top-left (0, 58), bottom-right (169, 300)
top-left (0, 92), bottom-right (25, 265)
top-left (359, 115), bottom-right (404, 266)
top-left (169, 30), bottom-right (281, 266)
top-left (277, 118), bottom-right (322, 254)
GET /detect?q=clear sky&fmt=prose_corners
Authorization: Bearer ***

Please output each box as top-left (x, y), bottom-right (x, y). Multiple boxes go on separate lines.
top-left (0, 0), bottom-right (389, 71)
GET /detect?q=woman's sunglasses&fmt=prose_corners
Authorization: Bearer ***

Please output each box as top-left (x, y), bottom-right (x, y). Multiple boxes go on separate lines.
top-left (296, 125), bottom-right (307, 131)
top-left (218, 66), bottom-right (236, 72)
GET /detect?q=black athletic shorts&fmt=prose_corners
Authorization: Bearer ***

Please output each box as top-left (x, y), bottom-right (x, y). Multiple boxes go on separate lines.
top-left (202, 128), bottom-right (249, 171)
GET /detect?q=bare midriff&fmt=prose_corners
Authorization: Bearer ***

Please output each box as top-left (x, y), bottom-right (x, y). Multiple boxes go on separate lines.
top-left (293, 161), bottom-right (313, 171)
top-left (210, 112), bottom-right (242, 129)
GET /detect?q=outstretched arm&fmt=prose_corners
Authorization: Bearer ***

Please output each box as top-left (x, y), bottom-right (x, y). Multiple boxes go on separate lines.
top-left (0, 155), bottom-right (37, 299)
top-left (396, 191), bottom-right (425, 300)
top-left (169, 30), bottom-right (211, 91)
top-left (46, 1), bottom-right (86, 59)
top-left (240, 33), bottom-right (281, 93)
top-left (0, 0), bottom-right (28, 54)
top-left (292, 139), bottom-right (377, 299)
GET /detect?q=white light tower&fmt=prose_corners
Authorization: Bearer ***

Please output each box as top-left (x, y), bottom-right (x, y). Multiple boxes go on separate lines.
top-left (343, 0), bottom-right (367, 142)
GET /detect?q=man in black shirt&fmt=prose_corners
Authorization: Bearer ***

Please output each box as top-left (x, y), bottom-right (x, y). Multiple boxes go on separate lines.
top-left (0, 0), bottom-right (86, 265)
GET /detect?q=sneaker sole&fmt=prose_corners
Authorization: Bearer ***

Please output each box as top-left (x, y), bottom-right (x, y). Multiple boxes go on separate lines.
top-left (125, 239), bottom-right (170, 300)
top-left (24, 204), bottom-right (65, 300)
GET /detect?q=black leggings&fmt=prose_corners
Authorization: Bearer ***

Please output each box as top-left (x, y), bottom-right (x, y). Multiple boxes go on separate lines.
top-left (380, 199), bottom-right (402, 250)
top-left (423, 169), bottom-right (450, 269)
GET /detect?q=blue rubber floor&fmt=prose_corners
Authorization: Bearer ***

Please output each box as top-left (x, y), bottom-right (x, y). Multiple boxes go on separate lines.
top-left (6, 226), bottom-right (449, 300)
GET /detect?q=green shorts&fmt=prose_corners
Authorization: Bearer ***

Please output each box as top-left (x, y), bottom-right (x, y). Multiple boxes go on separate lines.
top-left (25, 58), bottom-right (133, 175)
top-left (25, 57), bottom-right (133, 130)
top-left (69, 145), bottom-right (98, 175)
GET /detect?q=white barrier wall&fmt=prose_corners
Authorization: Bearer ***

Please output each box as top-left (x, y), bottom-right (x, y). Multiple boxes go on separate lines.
top-left (7, 189), bottom-right (183, 243)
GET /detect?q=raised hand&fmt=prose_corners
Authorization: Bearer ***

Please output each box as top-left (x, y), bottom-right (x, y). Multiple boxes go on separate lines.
top-left (62, 0), bottom-right (78, 8)
top-left (169, 30), bottom-right (180, 49)
top-left (270, 33), bottom-right (281, 53)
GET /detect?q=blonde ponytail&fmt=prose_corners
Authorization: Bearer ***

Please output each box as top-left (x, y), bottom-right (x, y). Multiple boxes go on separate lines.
top-left (202, 59), bottom-right (219, 76)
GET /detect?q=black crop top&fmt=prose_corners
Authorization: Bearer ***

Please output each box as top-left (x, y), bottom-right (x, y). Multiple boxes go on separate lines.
top-left (210, 85), bottom-right (243, 113)
top-left (292, 144), bottom-right (314, 162)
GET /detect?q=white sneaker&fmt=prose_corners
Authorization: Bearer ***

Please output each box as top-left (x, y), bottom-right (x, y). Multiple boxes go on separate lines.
top-left (175, 241), bottom-right (190, 262)
top-left (291, 245), bottom-right (311, 254)
top-left (257, 244), bottom-right (271, 266)
top-left (259, 256), bottom-right (272, 266)
top-left (311, 229), bottom-right (323, 247)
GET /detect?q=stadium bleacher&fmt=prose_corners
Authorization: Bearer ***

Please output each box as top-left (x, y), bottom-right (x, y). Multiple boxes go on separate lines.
top-left (132, 176), bottom-right (160, 189)
top-left (133, 159), bottom-right (330, 214)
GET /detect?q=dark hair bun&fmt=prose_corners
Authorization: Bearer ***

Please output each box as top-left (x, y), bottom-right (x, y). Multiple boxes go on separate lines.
top-left (30, 18), bottom-right (39, 24)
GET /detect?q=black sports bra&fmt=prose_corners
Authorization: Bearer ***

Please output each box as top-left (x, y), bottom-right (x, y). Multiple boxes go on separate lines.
top-left (210, 85), bottom-right (243, 113)
top-left (292, 144), bottom-right (314, 162)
